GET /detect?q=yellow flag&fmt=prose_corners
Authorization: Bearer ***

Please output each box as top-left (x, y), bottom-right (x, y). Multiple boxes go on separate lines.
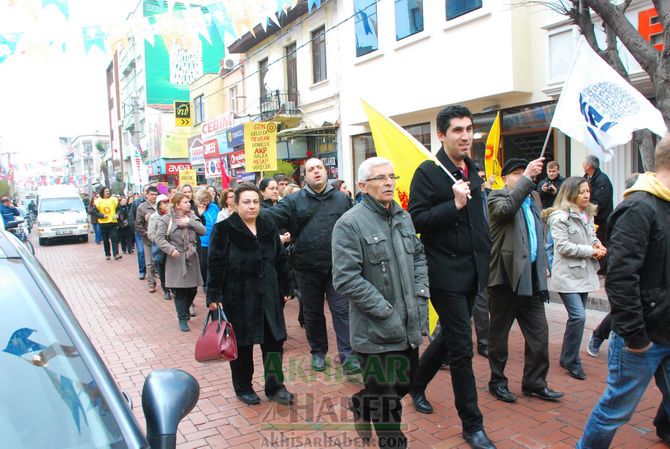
top-left (361, 100), bottom-right (439, 335)
top-left (361, 100), bottom-right (437, 210)
top-left (484, 112), bottom-right (504, 189)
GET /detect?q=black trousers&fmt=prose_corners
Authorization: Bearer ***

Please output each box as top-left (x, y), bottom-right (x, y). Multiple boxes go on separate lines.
top-left (118, 226), bottom-right (134, 253)
top-left (410, 289), bottom-right (483, 433)
top-left (295, 270), bottom-right (352, 363)
top-left (230, 319), bottom-right (285, 396)
top-left (487, 284), bottom-right (550, 390)
top-left (173, 287), bottom-right (197, 321)
top-left (593, 313), bottom-right (612, 341)
top-left (199, 246), bottom-right (208, 289)
top-left (99, 223), bottom-right (119, 257)
top-left (472, 289), bottom-right (490, 350)
top-left (351, 348), bottom-right (418, 449)
top-left (158, 260), bottom-right (167, 292)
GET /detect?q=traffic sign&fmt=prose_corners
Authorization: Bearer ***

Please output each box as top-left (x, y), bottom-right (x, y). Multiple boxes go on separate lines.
top-left (174, 101), bottom-right (192, 127)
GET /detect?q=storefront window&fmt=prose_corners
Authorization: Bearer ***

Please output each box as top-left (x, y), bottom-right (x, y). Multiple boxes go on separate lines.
top-left (404, 122), bottom-right (431, 150)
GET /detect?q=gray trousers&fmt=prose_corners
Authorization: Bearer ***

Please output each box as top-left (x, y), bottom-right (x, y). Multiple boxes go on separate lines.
top-left (143, 242), bottom-right (157, 288)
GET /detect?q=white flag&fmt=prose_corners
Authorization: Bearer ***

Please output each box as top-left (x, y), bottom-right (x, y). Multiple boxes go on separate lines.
top-left (551, 36), bottom-right (667, 161)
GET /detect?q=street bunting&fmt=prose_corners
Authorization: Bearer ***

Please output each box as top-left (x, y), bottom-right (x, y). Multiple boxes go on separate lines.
top-left (244, 122), bottom-right (277, 172)
top-left (174, 101), bottom-right (191, 127)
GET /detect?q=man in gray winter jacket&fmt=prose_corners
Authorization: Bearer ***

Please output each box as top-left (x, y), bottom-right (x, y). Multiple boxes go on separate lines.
top-left (332, 157), bottom-right (428, 449)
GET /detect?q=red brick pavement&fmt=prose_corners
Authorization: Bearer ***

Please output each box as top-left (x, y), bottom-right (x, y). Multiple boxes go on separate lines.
top-left (34, 235), bottom-right (666, 449)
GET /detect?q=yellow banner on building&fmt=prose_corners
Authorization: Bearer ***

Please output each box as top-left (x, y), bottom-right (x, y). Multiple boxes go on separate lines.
top-left (244, 122), bottom-right (278, 172)
top-left (179, 168), bottom-right (196, 186)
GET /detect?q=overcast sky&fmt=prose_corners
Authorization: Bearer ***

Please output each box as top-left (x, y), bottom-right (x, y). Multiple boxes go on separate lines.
top-left (0, 0), bottom-right (137, 164)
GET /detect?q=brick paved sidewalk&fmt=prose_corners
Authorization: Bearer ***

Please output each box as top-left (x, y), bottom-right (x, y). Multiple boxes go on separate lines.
top-left (34, 235), bottom-right (666, 449)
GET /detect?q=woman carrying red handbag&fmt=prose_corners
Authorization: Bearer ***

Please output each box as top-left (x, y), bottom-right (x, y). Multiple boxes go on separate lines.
top-left (206, 183), bottom-right (293, 406)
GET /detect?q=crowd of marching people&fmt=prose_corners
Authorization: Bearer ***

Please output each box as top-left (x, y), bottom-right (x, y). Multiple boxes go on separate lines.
top-left (83, 104), bottom-right (670, 449)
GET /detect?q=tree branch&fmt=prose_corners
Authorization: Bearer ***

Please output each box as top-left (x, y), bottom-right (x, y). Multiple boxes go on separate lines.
top-left (587, 0), bottom-right (659, 76)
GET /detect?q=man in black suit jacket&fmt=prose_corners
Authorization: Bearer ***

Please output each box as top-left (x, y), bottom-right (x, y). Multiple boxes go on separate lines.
top-left (408, 105), bottom-right (495, 449)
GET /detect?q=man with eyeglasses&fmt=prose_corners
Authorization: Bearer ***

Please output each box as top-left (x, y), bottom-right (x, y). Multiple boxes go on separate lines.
top-left (408, 105), bottom-right (495, 449)
top-left (263, 158), bottom-right (357, 374)
top-left (332, 157), bottom-right (429, 449)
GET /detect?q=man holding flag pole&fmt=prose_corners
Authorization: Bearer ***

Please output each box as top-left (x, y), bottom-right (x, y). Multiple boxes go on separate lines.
top-left (408, 105), bottom-right (495, 449)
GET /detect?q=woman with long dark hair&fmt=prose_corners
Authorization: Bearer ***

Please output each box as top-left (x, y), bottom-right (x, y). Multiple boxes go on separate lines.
top-left (207, 183), bottom-right (293, 405)
top-left (259, 178), bottom-right (279, 208)
top-left (116, 195), bottom-right (134, 255)
top-left (545, 176), bottom-right (606, 380)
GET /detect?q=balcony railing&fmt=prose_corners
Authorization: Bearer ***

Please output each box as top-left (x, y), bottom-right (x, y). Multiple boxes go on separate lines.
top-left (259, 90), bottom-right (300, 121)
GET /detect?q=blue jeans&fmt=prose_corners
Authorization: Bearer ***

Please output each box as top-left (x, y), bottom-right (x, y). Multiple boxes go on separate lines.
top-left (577, 333), bottom-right (670, 449)
top-left (134, 231), bottom-right (146, 276)
top-left (94, 223), bottom-right (102, 244)
top-left (558, 292), bottom-right (588, 370)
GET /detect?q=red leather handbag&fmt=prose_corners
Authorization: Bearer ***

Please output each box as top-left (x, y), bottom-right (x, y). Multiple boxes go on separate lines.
top-left (195, 305), bottom-right (238, 362)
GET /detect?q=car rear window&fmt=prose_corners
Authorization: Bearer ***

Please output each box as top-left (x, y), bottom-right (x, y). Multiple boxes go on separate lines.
top-left (0, 263), bottom-right (130, 449)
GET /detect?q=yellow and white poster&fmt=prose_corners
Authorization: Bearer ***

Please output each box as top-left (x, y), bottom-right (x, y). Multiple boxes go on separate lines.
top-left (243, 122), bottom-right (277, 172)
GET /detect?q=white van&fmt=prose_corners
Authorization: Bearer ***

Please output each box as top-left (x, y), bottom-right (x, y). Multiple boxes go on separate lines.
top-left (36, 185), bottom-right (89, 245)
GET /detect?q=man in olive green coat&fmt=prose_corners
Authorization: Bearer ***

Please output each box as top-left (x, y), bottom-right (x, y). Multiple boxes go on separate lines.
top-left (332, 157), bottom-right (428, 449)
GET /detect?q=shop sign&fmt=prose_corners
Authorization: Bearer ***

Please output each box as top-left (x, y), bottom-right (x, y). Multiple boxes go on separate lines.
top-left (165, 162), bottom-right (192, 175)
top-left (203, 139), bottom-right (220, 158)
top-left (229, 149), bottom-right (245, 168)
top-left (201, 112), bottom-right (235, 140)
top-left (226, 124), bottom-right (244, 147)
top-left (188, 135), bottom-right (204, 165)
top-left (205, 158), bottom-right (222, 179)
top-left (236, 172), bottom-right (256, 183)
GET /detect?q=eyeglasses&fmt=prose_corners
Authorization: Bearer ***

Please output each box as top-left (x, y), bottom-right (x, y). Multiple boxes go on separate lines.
top-left (365, 174), bottom-right (400, 182)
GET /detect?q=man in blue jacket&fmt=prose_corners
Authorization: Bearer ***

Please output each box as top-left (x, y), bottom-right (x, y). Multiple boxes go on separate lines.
top-left (0, 196), bottom-right (21, 227)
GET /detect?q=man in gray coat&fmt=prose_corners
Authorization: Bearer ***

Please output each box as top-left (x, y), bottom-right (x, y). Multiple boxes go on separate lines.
top-left (332, 157), bottom-right (429, 449)
top-left (135, 186), bottom-right (158, 293)
top-left (487, 157), bottom-right (564, 403)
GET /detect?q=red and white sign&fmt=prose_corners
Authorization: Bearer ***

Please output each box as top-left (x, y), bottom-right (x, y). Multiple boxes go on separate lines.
top-left (201, 112), bottom-right (235, 140)
top-left (203, 139), bottom-right (220, 159)
top-left (229, 149), bottom-right (245, 168)
top-left (165, 162), bottom-right (192, 175)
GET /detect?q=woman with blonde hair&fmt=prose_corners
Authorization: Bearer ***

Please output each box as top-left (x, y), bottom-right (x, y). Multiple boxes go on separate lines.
top-left (154, 192), bottom-right (206, 331)
top-left (545, 176), bottom-right (607, 380)
top-left (195, 188), bottom-right (220, 289)
top-left (282, 183), bottom-right (301, 198)
top-left (217, 187), bottom-right (236, 222)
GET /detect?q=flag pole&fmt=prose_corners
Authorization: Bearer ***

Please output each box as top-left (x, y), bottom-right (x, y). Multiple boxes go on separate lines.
top-left (433, 160), bottom-right (472, 200)
top-left (539, 127), bottom-right (553, 159)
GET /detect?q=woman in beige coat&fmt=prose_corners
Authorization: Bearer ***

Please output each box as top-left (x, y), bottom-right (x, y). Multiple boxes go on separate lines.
top-left (154, 192), bottom-right (206, 332)
top-left (546, 177), bottom-right (607, 380)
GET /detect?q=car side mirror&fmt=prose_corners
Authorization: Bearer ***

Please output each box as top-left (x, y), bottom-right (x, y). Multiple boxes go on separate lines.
top-left (142, 369), bottom-right (199, 449)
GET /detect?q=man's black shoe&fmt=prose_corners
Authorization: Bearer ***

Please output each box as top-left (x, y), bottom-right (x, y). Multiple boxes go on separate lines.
top-left (462, 430), bottom-right (497, 449)
top-left (489, 385), bottom-right (517, 403)
top-left (348, 397), bottom-right (372, 442)
top-left (522, 386), bottom-right (564, 401)
top-left (567, 366), bottom-right (586, 380)
top-left (411, 392), bottom-right (434, 414)
top-left (266, 388), bottom-right (294, 405)
top-left (237, 392), bottom-right (261, 405)
top-left (312, 355), bottom-right (327, 371)
top-left (477, 346), bottom-right (489, 358)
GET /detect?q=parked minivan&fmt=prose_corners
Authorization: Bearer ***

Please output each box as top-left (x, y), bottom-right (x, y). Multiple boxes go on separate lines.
top-left (36, 185), bottom-right (89, 245)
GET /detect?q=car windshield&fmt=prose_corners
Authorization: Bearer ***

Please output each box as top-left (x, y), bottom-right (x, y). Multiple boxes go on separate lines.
top-left (39, 198), bottom-right (84, 213)
top-left (0, 263), bottom-right (129, 449)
